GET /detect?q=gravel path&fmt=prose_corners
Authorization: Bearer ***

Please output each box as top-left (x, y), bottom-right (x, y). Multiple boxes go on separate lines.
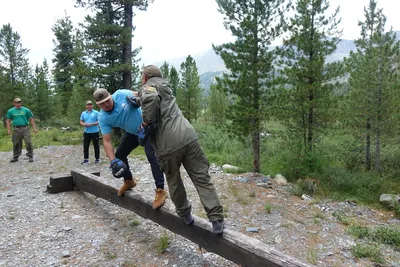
top-left (1, 145), bottom-right (400, 267)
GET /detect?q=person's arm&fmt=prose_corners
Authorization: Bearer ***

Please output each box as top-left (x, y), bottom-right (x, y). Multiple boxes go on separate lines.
top-left (139, 86), bottom-right (161, 126)
top-left (102, 133), bottom-right (115, 161)
top-left (80, 120), bottom-right (98, 127)
top-left (29, 117), bottom-right (37, 134)
top-left (6, 119), bottom-right (11, 135)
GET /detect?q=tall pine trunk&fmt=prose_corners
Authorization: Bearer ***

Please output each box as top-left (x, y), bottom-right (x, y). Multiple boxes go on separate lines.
top-left (365, 118), bottom-right (371, 170)
top-left (122, 2), bottom-right (133, 89)
top-left (375, 59), bottom-right (382, 173)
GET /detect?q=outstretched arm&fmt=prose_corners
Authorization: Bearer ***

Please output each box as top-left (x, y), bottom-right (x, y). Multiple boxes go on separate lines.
top-left (102, 133), bottom-right (115, 161)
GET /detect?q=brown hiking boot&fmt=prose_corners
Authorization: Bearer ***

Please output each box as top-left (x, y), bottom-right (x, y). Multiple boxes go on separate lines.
top-left (117, 179), bottom-right (137, 196)
top-left (152, 188), bottom-right (168, 209)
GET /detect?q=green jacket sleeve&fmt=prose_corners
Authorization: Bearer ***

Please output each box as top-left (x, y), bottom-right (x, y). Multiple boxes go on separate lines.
top-left (139, 85), bottom-right (160, 124)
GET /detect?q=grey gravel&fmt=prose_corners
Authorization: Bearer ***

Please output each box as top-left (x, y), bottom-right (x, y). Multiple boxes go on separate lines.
top-left (1, 145), bottom-right (400, 267)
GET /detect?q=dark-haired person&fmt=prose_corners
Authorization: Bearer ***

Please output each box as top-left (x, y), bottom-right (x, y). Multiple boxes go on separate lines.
top-left (79, 100), bottom-right (100, 164)
top-left (93, 88), bottom-right (167, 209)
top-left (6, 98), bottom-right (37, 163)
top-left (137, 65), bottom-right (224, 235)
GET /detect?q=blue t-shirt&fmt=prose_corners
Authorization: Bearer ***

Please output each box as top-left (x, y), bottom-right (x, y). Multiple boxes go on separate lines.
top-left (80, 109), bottom-right (100, 133)
top-left (98, 89), bottom-right (142, 135)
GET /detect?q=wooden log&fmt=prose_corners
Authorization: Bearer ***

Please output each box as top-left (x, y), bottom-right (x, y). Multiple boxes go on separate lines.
top-left (70, 170), bottom-right (314, 267)
top-left (47, 172), bottom-right (100, 194)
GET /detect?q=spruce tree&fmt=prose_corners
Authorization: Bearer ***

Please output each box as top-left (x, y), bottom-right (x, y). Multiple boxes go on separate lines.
top-left (214, 0), bottom-right (287, 172)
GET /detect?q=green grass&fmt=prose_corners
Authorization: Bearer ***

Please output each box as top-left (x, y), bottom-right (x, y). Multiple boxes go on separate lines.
top-left (350, 243), bottom-right (384, 264)
top-left (0, 127), bottom-right (82, 151)
top-left (157, 231), bottom-right (170, 254)
top-left (347, 225), bottom-right (400, 248)
top-left (264, 203), bottom-right (272, 214)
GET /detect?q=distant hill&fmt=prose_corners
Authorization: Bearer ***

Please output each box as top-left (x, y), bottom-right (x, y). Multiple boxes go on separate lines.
top-left (155, 31), bottom-right (400, 94)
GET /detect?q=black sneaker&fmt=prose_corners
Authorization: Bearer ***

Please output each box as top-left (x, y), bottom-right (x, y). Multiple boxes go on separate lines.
top-left (29, 157), bottom-right (34, 162)
top-left (95, 159), bottom-right (100, 164)
top-left (10, 158), bottom-right (18, 163)
top-left (81, 159), bottom-right (89, 165)
top-left (212, 220), bottom-right (224, 235)
top-left (181, 212), bottom-right (194, 225)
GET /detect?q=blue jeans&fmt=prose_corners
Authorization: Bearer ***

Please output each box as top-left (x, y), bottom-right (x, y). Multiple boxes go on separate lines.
top-left (115, 132), bottom-right (164, 189)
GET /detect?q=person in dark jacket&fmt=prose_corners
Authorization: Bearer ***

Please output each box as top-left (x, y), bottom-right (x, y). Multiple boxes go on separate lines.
top-left (137, 65), bottom-right (224, 234)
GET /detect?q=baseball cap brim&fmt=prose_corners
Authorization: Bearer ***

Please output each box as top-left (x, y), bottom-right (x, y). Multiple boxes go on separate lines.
top-left (96, 94), bottom-right (112, 105)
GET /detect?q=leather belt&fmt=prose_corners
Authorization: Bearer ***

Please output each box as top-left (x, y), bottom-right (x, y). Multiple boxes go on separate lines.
top-left (14, 125), bottom-right (28, 128)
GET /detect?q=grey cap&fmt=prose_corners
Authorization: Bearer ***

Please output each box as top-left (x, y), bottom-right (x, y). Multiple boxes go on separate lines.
top-left (13, 97), bottom-right (22, 103)
top-left (143, 65), bottom-right (162, 78)
top-left (93, 88), bottom-right (111, 104)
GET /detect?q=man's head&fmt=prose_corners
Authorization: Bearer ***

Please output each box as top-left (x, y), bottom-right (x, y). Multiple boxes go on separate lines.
top-left (141, 65), bottom-right (162, 85)
top-left (86, 100), bottom-right (93, 111)
top-left (13, 98), bottom-right (22, 108)
top-left (93, 88), bottom-right (113, 111)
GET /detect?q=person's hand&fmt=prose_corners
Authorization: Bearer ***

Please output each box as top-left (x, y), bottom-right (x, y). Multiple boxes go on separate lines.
top-left (126, 95), bottom-right (140, 108)
top-left (110, 158), bottom-right (128, 178)
top-left (137, 122), bottom-right (157, 146)
top-left (7, 129), bottom-right (11, 135)
top-left (33, 128), bottom-right (37, 134)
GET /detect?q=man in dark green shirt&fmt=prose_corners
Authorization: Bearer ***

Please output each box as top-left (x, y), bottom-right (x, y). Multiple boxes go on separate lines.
top-left (6, 98), bottom-right (37, 162)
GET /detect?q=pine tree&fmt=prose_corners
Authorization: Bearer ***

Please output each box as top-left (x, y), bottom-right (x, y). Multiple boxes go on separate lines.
top-left (214, 0), bottom-right (287, 172)
top-left (208, 82), bottom-right (228, 124)
top-left (0, 23), bottom-right (30, 109)
top-left (160, 61), bottom-right (170, 81)
top-left (277, 0), bottom-right (343, 166)
top-left (346, 0), bottom-right (400, 172)
top-left (169, 66), bottom-right (179, 96)
top-left (31, 60), bottom-right (52, 121)
top-left (77, 0), bottom-right (147, 91)
top-left (52, 14), bottom-right (75, 114)
top-left (178, 55), bottom-right (202, 122)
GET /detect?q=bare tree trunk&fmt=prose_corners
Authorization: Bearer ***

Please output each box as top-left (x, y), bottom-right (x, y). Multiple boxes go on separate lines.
top-left (252, 130), bottom-right (260, 173)
top-left (122, 2), bottom-right (133, 89)
top-left (375, 59), bottom-right (382, 173)
top-left (365, 118), bottom-right (371, 170)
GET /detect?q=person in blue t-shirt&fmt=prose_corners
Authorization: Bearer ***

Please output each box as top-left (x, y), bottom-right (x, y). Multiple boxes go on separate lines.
top-left (79, 100), bottom-right (100, 164)
top-left (93, 88), bottom-right (167, 209)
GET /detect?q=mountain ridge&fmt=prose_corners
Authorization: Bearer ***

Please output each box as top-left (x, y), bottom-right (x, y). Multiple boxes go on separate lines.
top-left (154, 31), bottom-right (399, 93)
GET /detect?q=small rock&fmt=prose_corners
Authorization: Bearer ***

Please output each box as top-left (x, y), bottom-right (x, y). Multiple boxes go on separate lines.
top-left (246, 227), bottom-right (259, 233)
top-left (62, 250), bottom-right (71, 258)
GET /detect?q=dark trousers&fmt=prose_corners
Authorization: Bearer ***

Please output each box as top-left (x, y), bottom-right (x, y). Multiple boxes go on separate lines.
top-left (115, 132), bottom-right (164, 189)
top-left (158, 140), bottom-right (223, 222)
top-left (83, 132), bottom-right (100, 160)
top-left (12, 126), bottom-right (33, 158)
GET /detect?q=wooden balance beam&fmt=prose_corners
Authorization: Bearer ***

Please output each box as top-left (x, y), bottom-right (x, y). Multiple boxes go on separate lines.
top-left (47, 169), bottom-right (315, 267)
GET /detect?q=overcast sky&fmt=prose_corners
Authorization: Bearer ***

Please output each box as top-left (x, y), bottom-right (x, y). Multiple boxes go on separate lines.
top-left (1, 0), bottom-right (400, 67)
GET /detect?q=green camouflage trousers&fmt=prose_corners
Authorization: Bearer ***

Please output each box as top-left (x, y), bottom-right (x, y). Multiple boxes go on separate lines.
top-left (12, 125), bottom-right (33, 158)
top-left (158, 140), bottom-right (223, 222)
